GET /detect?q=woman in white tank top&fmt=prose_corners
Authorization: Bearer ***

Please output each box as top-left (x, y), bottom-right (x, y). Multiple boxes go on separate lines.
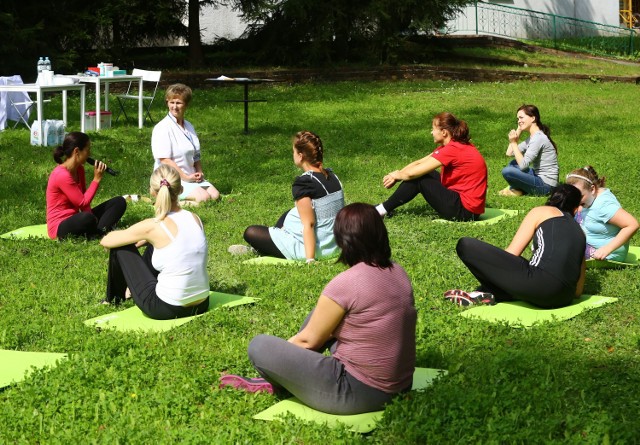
top-left (100, 165), bottom-right (210, 320)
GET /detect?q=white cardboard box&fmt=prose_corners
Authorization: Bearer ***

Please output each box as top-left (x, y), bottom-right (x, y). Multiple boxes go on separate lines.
top-left (84, 111), bottom-right (112, 131)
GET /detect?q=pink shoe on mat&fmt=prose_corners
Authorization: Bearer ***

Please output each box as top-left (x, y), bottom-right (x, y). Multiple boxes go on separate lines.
top-left (219, 374), bottom-right (274, 394)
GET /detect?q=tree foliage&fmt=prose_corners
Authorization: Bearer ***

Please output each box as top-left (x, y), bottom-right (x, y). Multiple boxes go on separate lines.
top-left (0, 0), bottom-right (187, 77)
top-left (232, 0), bottom-right (475, 64)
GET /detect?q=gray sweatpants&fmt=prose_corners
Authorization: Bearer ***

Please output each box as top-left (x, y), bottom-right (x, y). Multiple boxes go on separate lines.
top-left (248, 334), bottom-right (395, 415)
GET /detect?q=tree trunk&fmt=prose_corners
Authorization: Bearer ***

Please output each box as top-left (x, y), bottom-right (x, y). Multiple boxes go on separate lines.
top-left (188, 0), bottom-right (204, 68)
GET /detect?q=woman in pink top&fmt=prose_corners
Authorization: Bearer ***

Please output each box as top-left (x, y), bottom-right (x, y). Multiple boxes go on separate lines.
top-left (45, 132), bottom-right (126, 240)
top-left (220, 203), bottom-right (416, 415)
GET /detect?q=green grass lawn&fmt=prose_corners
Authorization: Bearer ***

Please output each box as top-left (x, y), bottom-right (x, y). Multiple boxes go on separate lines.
top-left (1, 78), bottom-right (640, 443)
top-left (445, 45), bottom-right (640, 77)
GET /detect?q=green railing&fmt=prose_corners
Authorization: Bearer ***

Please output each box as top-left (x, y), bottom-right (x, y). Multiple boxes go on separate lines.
top-left (448, 1), bottom-right (636, 57)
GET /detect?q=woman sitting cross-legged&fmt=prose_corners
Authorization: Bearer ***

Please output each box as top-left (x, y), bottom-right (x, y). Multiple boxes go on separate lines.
top-left (447, 184), bottom-right (586, 309)
top-left (220, 203), bottom-right (416, 415)
top-left (376, 112), bottom-right (487, 221)
top-left (152, 83), bottom-right (220, 204)
top-left (100, 164), bottom-right (210, 320)
top-left (229, 130), bottom-right (344, 262)
top-left (46, 131), bottom-right (126, 240)
top-left (499, 104), bottom-right (559, 197)
top-left (566, 166), bottom-right (639, 262)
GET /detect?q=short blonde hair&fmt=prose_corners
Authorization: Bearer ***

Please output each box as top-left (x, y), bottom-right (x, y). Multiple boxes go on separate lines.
top-left (150, 164), bottom-right (181, 220)
top-left (165, 83), bottom-right (192, 105)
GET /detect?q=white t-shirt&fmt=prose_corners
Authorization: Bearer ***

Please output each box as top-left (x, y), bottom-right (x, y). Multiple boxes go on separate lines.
top-left (151, 113), bottom-right (201, 176)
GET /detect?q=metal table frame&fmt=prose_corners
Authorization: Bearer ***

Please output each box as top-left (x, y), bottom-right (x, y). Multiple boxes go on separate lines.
top-left (76, 75), bottom-right (144, 130)
top-left (0, 82), bottom-right (85, 145)
top-left (206, 78), bottom-right (274, 134)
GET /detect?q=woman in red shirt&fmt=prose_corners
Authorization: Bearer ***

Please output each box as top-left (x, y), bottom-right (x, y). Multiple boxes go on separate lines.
top-left (46, 132), bottom-right (126, 240)
top-left (376, 112), bottom-right (487, 221)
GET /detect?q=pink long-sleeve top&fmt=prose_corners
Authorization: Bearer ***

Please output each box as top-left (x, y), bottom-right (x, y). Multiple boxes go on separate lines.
top-left (46, 164), bottom-right (99, 239)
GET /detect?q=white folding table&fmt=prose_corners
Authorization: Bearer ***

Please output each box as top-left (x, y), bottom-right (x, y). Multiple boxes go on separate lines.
top-left (76, 75), bottom-right (144, 130)
top-left (0, 82), bottom-right (86, 145)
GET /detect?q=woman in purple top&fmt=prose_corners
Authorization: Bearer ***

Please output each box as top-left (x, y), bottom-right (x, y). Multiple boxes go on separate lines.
top-left (220, 203), bottom-right (416, 415)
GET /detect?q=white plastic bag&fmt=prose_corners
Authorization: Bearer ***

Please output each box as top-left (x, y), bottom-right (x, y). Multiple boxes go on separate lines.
top-left (30, 120), bottom-right (41, 145)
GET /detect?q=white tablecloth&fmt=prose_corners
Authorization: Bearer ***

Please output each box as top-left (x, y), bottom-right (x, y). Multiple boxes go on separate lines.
top-left (0, 75), bottom-right (31, 130)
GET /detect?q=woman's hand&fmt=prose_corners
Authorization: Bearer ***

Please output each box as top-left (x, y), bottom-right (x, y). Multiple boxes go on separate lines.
top-left (383, 171), bottom-right (400, 189)
top-left (592, 208), bottom-right (640, 260)
top-left (506, 129), bottom-right (522, 157)
top-left (591, 247), bottom-right (610, 261)
top-left (91, 159), bottom-right (106, 182)
top-left (186, 172), bottom-right (203, 183)
top-left (508, 128), bottom-right (521, 143)
top-left (384, 156), bottom-right (442, 187)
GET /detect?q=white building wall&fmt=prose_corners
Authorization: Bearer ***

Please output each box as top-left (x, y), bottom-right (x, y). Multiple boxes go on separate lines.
top-left (192, 1), bottom-right (622, 45)
top-left (199, 3), bottom-right (248, 43)
top-left (448, 0), bottom-right (622, 38)
top-left (508, 0), bottom-right (618, 25)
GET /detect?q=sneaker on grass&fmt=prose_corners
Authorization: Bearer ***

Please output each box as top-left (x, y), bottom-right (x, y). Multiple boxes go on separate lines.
top-left (444, 289), bottom-right (495, 306)
top-left (219, 375), bottom-right (274, 394)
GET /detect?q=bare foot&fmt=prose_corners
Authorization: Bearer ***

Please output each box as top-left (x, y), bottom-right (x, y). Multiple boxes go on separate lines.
top-left (498, 187), bottom-right (524, 197)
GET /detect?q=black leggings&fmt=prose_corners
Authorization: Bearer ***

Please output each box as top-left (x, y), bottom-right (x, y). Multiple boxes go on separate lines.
top-left (106, 244), bottom-right (209, 320)
top-left (382, 171), bottom-right (478, 221)
top-left (456, 237), bottom-right (574, 309)
top-left (57, 196), bottom-right (126, 240)
top-left (243, 210), bottom-right (288, 258)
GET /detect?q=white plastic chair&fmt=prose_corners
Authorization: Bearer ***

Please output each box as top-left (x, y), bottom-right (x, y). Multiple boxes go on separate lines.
top-left (115, 68), bottom-right (162, 124)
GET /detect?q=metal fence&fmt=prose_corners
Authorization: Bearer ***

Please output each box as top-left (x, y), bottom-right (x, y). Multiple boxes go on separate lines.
top-left (447, 1), bottom-right (636, 56)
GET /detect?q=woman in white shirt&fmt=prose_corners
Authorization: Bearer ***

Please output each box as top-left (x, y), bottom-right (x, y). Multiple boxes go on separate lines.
top-left (151, 83), bottom-right (219, 203)
top-left (100, 164), bottom-right (210, 320)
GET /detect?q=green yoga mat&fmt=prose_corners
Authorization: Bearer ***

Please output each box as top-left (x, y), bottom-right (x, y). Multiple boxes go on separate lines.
top-left (586, 245), bottom-right (640, 269)
top-left (0, 350), bottom-right (68, 388)
top-left (84, 291), bottom-right (258, 333)
top-left (433, 208), bottom-right (518, 225)
top-left (0, 224), bottom-right (49, 240)
top-left (460, 294), bottom-right (617, 328)
top-left (253, 367), bottom-right (446, 433)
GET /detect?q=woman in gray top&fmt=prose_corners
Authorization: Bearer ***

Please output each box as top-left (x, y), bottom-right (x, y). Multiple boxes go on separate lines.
top-left (499, 104), bottom-right (559, 196)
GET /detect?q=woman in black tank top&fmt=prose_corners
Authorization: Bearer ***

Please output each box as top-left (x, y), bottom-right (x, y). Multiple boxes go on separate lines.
top-left (447, 184), bottom-right (586, 309)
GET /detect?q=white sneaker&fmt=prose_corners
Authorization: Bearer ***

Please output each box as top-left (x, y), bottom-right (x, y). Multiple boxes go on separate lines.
top-left (228, 244), bottom-right (256, 255)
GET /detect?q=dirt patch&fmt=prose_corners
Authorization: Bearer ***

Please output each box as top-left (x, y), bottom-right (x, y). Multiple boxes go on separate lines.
top-left (161, 36), bottom-right (640, 88)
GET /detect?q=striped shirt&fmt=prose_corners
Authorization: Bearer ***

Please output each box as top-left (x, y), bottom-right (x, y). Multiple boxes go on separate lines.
top-left (322, 262), bottom-right (416, 393)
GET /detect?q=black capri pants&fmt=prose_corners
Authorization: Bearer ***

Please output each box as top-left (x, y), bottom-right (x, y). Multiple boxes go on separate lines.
top-left (382, 171), bottom-right (478, 221)
top-left (456, 237), bottom-right (574, 309)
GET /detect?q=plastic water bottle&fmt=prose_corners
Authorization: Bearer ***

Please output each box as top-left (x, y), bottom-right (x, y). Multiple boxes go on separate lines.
top-left (37, 57), bottom-right (45, 74)
top-left (44, 57), bottom-right (52, 72)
